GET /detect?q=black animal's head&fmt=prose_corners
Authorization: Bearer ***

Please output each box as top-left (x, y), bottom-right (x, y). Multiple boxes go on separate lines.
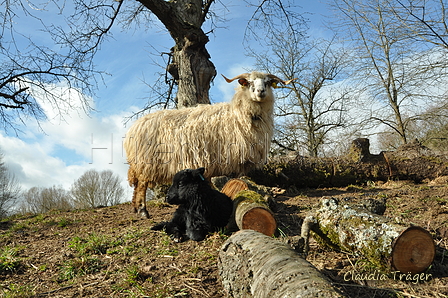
top-left (166, 167), bottom-right (206, 205)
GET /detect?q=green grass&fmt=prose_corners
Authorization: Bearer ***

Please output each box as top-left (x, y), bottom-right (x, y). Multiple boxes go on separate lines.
top-left (0, 283), bottom-right (34, 298)
top-left (59, 232), bottom-right (126, 281)
top-left (59, 257), bottom-right (104, 281)
top-left (68, 232), bottom-right (123, 255)
top-left (0, 246), bottom-right (24, 274)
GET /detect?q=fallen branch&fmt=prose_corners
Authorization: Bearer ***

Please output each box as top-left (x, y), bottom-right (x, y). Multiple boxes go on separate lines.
top-left (249, 138), bottom-right (448, 188)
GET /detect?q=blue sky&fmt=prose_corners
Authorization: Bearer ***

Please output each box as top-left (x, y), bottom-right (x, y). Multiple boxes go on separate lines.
top-left (0, 0), bottom-right (331, 197)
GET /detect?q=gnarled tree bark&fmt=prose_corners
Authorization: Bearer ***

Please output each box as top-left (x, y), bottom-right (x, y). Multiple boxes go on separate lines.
top-left (137, 0), bottom-right (216, 107)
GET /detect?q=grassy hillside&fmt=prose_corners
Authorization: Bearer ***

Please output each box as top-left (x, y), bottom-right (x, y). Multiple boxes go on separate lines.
top-left (1, 180), bottom-right (447, 297)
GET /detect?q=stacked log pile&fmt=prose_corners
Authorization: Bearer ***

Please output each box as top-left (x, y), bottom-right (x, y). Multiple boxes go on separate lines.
top-left (249, 138), bottom-right (448, 188)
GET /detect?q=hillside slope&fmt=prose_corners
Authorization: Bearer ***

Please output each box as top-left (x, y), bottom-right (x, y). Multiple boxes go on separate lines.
top-left (1, 180), bottom-right (447, 297)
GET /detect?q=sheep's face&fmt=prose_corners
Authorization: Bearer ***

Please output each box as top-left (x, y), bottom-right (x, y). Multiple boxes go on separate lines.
top-left (239, 77), bottom-right (276, 102)
top-left (165, 167), bottom-right (206, 205)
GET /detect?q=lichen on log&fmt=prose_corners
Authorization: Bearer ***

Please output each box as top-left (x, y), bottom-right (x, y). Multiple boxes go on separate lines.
top-left (218, 230), bottom-right (344, 298)
top-left (303, 197), bottom-right (435, 274)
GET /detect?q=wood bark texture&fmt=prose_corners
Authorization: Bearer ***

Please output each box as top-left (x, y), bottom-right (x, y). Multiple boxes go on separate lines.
top-left (138, 0), bottom-right (215, 107)
top-left (304, 197), bottom-right (435, 274)
top-left (221, 177), bottom-right (276, 209)
top-left (249, 138), bottom-right (448, 188)
top-left (218, 229), bottom-right (344, 298)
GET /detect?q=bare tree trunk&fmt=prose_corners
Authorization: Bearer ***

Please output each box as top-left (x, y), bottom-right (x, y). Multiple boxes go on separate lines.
top-left (138, 0), bottom-right (216, 107)
top-left (302, 197), bottom-right (435, 274)
top-left (218, 230), bottom-right (344, 298)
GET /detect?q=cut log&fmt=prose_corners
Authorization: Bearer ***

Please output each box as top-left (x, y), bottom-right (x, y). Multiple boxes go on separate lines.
top-left (221, 178), bottom-right (276, 236)
top-left (218, 229), bottom-right (344, 298)
top-left (221, 178), bottom-right (249, 199)
top-left (303, 197), bottom-right (435, 274)
top-left (391, 226), bottom-right (436, 274)
top-left (226, 189), bottom-right (277, 237)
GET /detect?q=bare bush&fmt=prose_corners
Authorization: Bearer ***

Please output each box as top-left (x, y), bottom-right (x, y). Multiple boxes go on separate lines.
top-left (20, 186), bottom-right (72, 214)
top-left (0, 153), bottom-right (21, 218)
top-left (71, 169), bottom-right (124, 209)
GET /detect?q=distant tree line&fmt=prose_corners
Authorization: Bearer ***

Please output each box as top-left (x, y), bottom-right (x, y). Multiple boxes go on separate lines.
top-left (0, 153), bottom-right (124, 218)
top-left (18, 169), bottom-right (124, 216)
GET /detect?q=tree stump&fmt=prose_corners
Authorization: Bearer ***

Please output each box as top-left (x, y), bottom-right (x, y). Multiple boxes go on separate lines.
top-left (218, 230), bottom-right (344, 298)
top-left (303, 197), bottom-right (435, 274)
top-left (348, 138), bottom-right (371, 162)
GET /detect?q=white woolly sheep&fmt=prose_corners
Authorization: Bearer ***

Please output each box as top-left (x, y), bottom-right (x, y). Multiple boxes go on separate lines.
top-left (124, 71), bottom-right (295, 218)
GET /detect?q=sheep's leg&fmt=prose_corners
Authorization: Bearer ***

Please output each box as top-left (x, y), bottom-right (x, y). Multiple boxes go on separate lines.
top-left (131, 183), bottom-right (139, 213)
top-left (133, 180), bottom-right (150, 219)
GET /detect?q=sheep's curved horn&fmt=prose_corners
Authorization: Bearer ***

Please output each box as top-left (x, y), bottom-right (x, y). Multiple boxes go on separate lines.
top-left (267, 74), bottom-right (297, 85)
top-left (221, 73), bottom-right (250, 83)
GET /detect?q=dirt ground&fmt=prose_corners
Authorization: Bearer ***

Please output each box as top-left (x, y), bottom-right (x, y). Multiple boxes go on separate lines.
top-left (1, 178), bottom-right (447, 297)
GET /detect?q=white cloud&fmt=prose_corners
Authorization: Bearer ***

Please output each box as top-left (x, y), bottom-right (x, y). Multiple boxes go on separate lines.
top-left (0, 83), bottom-right (134, 200)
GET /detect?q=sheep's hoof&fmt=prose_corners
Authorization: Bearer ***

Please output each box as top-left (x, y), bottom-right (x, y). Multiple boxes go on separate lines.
top-left (138, 208), bottom-right (150, 219)
top-left (171, 234), bottom-right (184, 243)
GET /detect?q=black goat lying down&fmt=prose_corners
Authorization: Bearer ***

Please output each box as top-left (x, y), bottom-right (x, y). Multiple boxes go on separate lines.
top-left (151, 167), bottom-right (233, 242)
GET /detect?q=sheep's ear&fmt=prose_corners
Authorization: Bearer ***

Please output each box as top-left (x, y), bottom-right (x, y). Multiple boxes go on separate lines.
top-left (193, 167), bottom-right (206, 181)
top-left (268, 80), bottom-right (279, 89)
top-left (238, 78), bottom-right (249, 87)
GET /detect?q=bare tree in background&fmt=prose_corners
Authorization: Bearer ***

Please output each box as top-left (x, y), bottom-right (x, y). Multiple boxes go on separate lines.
top-left (390, 0), bottom-right (448, 49)
top-left (20, 186), bottom-right (72, 214)
top-left (1, 0), bottom-right (304, 129)
top-left (332, 0), bottom-right (448, 149)
top-left (277, 39), bottom-right (352, 157)
top-left (245, 4), bottom-right (352, 157)
top-left (71, 169), bottom-right (123, 209)
top-left (0, 1), bottom-right (98, 132)
top-left (387, 0), bottom-right (448, 150)
top-left (0, 153), bottom-right (21, 218)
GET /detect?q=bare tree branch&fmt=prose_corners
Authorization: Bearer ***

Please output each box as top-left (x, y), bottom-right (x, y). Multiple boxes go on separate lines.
top-left (393, 0), bottom-right (448, 48)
